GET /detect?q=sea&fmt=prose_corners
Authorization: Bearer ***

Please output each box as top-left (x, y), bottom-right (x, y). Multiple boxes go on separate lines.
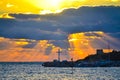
top-left (0, 62), bottom-right (120, 80)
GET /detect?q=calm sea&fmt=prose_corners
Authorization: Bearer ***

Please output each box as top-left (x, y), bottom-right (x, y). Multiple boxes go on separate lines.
top-left (0, 62), bottom-right (120, 80)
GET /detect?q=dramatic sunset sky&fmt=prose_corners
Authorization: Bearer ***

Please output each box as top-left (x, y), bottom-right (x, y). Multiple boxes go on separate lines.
top-left (0, 0), bottom-right (120, 62)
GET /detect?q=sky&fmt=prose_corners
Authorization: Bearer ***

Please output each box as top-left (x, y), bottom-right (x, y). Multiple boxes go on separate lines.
top-left (0, 0), bottom-right (120, 14)
top-left (0, 0), bottom-right (120, 62)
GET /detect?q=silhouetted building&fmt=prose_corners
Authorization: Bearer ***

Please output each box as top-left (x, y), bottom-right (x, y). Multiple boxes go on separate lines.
top-left (96, 49), bottom-right (103, 55)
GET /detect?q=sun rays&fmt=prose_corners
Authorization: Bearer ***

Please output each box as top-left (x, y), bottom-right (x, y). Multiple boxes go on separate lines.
top-left (68, 31), bottom-right (120, 60)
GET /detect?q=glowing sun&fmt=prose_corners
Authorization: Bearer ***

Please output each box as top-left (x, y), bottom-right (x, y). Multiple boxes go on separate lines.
top-left (27, 0), bottom-right (63, 14)
top-left (30, 0), bottom-right (62, 10)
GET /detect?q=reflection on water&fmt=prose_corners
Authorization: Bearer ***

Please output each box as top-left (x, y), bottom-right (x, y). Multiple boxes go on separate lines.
top-left (0, 63), bottom-right (120, 80)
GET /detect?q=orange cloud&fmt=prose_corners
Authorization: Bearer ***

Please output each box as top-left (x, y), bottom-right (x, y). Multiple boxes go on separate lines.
top-left (68, 31), bottom-right (120, 60)
top-left (0, 32), bottom-right (120, 62)
top-left (0, 37), bottom-right (64, 62)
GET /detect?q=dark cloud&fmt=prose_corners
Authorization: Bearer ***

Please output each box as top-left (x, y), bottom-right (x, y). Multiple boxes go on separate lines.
top-left (0, 6), bottom-right (120, 40)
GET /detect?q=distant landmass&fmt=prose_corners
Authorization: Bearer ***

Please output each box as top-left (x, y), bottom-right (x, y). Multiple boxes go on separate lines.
top-left (42, 49), bottom-right (120, 67)
top-left (76, 49), bottom-right (120, 67)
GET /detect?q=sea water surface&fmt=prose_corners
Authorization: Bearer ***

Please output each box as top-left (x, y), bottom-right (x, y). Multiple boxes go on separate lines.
top-left (0, 62), bottom-right (120, 80)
